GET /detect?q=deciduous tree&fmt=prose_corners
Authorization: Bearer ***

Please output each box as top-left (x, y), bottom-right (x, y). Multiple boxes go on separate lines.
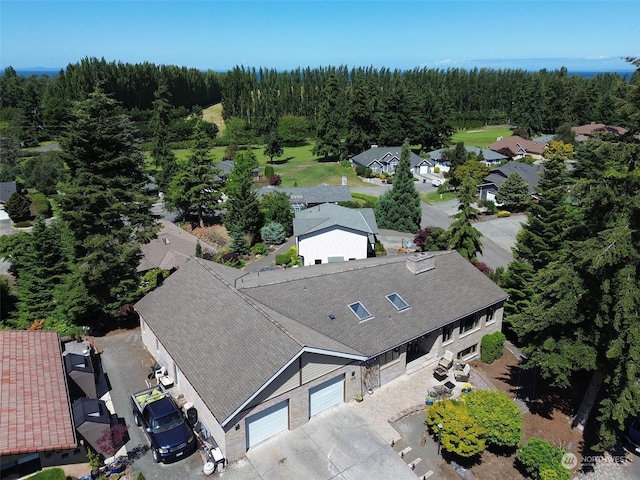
top-left (260, 191), bottom-right (294, 236)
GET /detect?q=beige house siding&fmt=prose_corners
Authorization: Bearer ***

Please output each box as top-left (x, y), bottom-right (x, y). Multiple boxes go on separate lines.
top-left (301, 352), bottom-right (350, 384)
top-left (138, 302), bottom-right (505, 463)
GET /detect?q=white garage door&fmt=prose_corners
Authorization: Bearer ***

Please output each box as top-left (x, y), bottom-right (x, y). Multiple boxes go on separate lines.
top-left (419, 165), bottom-right (431, 175)
top-left (309, 375), bottom-right (344, 417)
top-left (246, 400), bottom-right (289, 449)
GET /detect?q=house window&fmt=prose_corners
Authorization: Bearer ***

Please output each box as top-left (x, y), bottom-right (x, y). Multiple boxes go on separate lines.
top-left (386, 293), bottom-right (409, 311)
top-left (459, 314), bottom-right (479, 335)
top-left (292, 203), bottom-right (305, 212)
top-left (457, 344), bottom-right (477, 360)
top-left (442, 325), bottom-right (453, 343)
top-left (315, 259), bottom-right (322, 265)
top-left (486, 306), bottom-right (496, 324)
top-left (380, 348), bottom-right (400, 366)
top-left (371, 165), bottom-right (379, 172)
top-left (349, 302), bottom-right (373, 322)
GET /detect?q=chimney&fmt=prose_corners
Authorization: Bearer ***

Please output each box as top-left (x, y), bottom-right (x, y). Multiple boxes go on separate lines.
top-left (406, 253), bottom-right (435, 275)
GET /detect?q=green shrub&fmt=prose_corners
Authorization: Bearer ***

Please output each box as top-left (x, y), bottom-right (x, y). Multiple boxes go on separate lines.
top-left (5, 191), bottom-right (31, 221)
top-left (355, 165), bottom-right (366, 176)
top-left (251, 242), bottom-right (269, 256)
top-left (478, 199), bottom-right (498, 215)
top-left (516, 437), bottom-right (571, 480)
top-left (497, 210), bottom-right (511, 218)
top-left (351, 192), bottom-right (378, 207)
top-left (30, 192), bottom-right (51, 217)
top-left (481, 331), bottom-right (506, 363)
top-left (463, 390), bottom-right (522, 448)
top-left (340, 160), bottom-right (351, 168)
top-left (286, 246), bottom-right (301, 266)
top-left (264, 164), bottom-right (274, 178)
top-left (261, 222), bottom-right (286, 245)
top-left (275, 253), bottom-right (291, 265)
top-left (12, 220), bottom-right (33, 228)
top-left (434, 166), bottom-right (440, 173)
top-left (27, 468), bottom-right (67, 480)
top-left (374, 241), bottom-right (386, 256)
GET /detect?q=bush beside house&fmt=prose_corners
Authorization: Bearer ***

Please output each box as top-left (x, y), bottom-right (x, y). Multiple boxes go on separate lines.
top-left (481, 331), bottom-right (506, 363)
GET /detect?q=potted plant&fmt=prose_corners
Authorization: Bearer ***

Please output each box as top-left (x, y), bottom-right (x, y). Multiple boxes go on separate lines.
top-left (425, 396), bottom-right (434, 406)
top-left (355, 393), bottom-right (363, 402)
top-left (461, 382), bottom-right (473, 393)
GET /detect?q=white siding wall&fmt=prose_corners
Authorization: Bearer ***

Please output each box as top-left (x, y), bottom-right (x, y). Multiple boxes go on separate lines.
top-left (298, 227), bottom-right (368, 266)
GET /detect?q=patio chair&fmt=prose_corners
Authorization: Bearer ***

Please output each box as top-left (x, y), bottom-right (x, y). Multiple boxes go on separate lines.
top-left (438, 350), bottom-right (454, 370)
top-left (454, 363), bottom-right (471, 382)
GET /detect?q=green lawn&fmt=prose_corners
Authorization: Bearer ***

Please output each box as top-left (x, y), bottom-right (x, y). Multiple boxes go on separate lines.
top-left (451, 127), bottom-right (512, 149)
top-left (420, 191), bottom-right (457, 204)
top-left (211, 144), bottom-right (372, 188)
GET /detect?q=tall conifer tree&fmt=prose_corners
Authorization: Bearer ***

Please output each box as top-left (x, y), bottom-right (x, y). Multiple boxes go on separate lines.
top-left (373, 141), bottom-right (422, 233)
top-left (58, 88), bottom-right (157, 316)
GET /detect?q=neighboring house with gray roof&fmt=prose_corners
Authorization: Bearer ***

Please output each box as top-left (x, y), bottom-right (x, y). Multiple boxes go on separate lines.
top-left (423, 146), bottom-right (509, 173)
top-left (257, 184), bottom-right (352, 212)
top-left (351, 146), bottom-right (432, 175)
top-left (294, 203), bottom-right (378, 266)
top-left (478, 161), bottom-right (544, 203)
top-left (134, 252), bottom-right (507, 462)
top-left (0, 181), bottom-right (17, 205)
top-left (138, 220), bottom-right (214, 273)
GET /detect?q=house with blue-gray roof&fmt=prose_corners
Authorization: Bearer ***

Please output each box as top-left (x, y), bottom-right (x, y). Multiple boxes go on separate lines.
top-left (294, 203), bottom-right (378, 266)
top-left (423, 147), bottom-right (509, 173)
top-left (351, 146), bottom-right (432, 175)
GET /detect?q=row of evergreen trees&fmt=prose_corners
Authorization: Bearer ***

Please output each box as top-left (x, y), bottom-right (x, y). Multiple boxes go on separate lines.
top-left (1, 58), bottom-right (635, 158)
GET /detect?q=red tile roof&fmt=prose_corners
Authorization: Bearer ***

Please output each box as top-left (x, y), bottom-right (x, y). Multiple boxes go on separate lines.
top-left (0, 331), bottom-right (77, 455)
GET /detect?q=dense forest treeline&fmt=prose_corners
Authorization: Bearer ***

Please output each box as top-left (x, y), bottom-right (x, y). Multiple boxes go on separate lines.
top-left (1, 57), bottom-right (636, 156)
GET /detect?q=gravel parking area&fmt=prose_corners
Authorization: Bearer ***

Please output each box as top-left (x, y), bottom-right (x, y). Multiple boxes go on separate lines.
top-left (95, 330), bottom-right (206, 479)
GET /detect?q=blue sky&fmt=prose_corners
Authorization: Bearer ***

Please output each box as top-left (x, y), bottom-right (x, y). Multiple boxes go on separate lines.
top-left (1, 0), bottom-right (638, 72)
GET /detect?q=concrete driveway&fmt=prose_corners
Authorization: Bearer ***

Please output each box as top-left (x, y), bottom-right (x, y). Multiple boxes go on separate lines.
top-left (230, 405), bottom-right (416, 480)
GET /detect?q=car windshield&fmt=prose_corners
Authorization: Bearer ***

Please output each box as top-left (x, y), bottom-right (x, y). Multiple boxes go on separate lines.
top-left (152, 412), bottom-right (183, 432)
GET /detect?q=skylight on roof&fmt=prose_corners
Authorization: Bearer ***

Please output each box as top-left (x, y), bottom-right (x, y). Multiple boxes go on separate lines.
top-left (386, 293), bottom-right (409, 311)
top-left (349, 302), bottom-right (372, 322)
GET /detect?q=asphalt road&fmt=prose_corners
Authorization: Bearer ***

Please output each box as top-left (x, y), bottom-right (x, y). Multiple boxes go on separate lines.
top-left (353, 180), bottom-right (521, 270)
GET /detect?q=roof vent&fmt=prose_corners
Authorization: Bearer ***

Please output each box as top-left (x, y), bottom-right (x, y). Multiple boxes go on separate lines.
top-left (406, 253), bottom-right (435, 275)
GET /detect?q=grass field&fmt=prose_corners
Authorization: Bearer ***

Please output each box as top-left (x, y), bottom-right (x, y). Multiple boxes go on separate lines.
top-left (202, 103), bottom-right (225, 133)
top-left (451, 126), bottom-right (512, 148)
top-left (148, 143), bottom-right (373, 189)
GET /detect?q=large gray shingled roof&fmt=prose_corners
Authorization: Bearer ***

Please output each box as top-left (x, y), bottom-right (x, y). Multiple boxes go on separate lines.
top-left (135, 252), bottom-right (507, 425)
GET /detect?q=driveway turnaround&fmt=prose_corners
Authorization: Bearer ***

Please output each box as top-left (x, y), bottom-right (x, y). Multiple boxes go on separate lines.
top-left (244, 405), bottom-right (416, 480)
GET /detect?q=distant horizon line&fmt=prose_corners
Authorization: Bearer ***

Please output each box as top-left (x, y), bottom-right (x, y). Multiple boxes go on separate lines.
top-left (7, 65), bottom-right (637, 75)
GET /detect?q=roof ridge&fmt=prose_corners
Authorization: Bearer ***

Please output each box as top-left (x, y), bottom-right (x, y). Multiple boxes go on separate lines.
top-left (194, 258), bottom-right (307, 348)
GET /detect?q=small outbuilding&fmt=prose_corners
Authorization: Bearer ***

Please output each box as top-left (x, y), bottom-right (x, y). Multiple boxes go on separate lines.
top-left (72, 398), bottom-right (113, 457)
